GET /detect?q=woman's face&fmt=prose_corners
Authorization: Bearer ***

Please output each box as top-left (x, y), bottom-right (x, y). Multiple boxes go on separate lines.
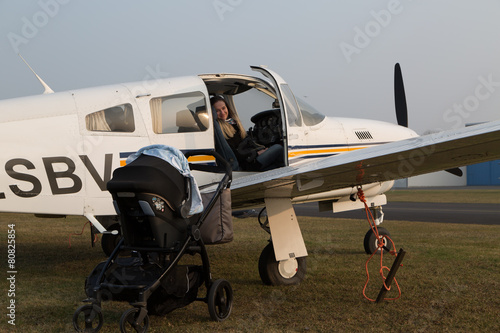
top-left (213, 100), bottom-right (229, 121)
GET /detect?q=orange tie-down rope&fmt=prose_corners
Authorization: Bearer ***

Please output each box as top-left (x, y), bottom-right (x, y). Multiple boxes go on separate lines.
top-left (357, 187), bottom-right (402, 302)
top-left (68, 221), bottom-right (99, 248)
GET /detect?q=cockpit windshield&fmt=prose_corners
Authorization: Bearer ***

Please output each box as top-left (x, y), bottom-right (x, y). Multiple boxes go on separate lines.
top-left (296, 98), bottom-right (326, 126)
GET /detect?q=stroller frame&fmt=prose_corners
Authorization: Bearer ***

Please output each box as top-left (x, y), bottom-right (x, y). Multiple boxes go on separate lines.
top-left (73, 150), bottom-right (233, 332)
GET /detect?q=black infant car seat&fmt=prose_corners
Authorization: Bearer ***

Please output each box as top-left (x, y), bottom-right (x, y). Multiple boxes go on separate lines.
top-left (108, 154), bottom-right (194, 249)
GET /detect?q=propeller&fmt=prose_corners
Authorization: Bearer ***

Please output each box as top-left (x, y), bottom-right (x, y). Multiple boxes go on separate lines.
top-left (394, 63), bottom-right (408, 128)
top-left (393, 63), bottom-right (463, 177)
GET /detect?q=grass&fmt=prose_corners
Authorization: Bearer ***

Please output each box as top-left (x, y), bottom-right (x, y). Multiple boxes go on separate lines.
top-left (1, 209), bottom-right (500, 332)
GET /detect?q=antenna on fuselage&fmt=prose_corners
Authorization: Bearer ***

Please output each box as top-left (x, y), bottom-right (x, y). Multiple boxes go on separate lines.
top-left (18, 54), bottom-right (54, 94)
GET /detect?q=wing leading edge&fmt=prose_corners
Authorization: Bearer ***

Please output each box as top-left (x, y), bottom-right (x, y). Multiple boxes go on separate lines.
top-left (225, 120), bottom-right (500, 209)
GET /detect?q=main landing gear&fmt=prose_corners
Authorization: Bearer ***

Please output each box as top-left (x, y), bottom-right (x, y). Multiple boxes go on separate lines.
top-left (100, 223), bottom-right (121, 257)
top-left (257, 208), bottom-right (306, 286)
top-left (254, 202), bottom-right (391, 285)
top-left (258, 242), bottom-right (307, 285)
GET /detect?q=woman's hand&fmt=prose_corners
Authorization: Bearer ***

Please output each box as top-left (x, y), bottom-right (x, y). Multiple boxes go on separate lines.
top-left (257, 148), bottom-right (269, 156)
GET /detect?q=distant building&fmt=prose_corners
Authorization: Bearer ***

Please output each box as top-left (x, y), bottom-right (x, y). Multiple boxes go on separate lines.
top-left (463, 122), bottom-right (500, 186)
top-left (467, 160), bottom-right (500, 185)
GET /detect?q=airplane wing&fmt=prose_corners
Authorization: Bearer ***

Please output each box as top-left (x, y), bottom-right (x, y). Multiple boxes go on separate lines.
top-left (219, 120), bottom-right (500, 209)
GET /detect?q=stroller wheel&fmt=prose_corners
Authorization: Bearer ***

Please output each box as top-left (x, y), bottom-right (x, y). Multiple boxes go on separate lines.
top-left (208, 279), bottom-right (233, 322)
top-left (119, 308), bottom-right (149, 333)
top-left (73, 304), bottom-right (103, 332)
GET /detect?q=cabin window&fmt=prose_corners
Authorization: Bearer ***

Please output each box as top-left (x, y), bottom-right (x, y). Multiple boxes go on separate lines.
top-left (150, 92), bottom-right (209, 134)
top-left (85, 103), bottom-right (135, 132)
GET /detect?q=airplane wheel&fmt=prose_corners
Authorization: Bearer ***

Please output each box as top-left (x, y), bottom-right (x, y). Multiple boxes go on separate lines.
top-left (258, 242), bottom-right (273, 285)
top-left (73, 304), bottom-right (103, 332)
top-left (258, 242), bottom-right (306, 286)
top-left (208, 279), bottom-right (233, 322)
top-left (119, 308), bottom-right (149, 333)
top-left (101, 223), bottom-right (121, 257)
top-left (364, 227), bottom-right (392, 254)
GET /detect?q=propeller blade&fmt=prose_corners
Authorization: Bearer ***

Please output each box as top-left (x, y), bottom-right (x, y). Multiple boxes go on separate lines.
top-left (394, 63), bottom-right (408, 128)
top-left (445, 167), bottom-right (463, 177)
top-left (394, 63), bottom-right (461, 177)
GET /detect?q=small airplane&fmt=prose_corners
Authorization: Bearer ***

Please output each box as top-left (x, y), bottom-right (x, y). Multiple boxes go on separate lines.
top-left (1, 60), bottom-right (499, 286)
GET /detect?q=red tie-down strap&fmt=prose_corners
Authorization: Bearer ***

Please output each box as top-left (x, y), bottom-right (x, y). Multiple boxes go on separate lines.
top-left (357, 187), bottom-right (402, 302)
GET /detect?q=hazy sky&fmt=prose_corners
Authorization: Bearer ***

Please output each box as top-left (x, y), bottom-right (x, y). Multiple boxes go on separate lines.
top-left (1, 0), bottom-right (499, 134)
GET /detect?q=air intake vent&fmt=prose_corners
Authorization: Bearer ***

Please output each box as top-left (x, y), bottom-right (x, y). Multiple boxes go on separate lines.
top-left (355, 130), bottom-right (373, 140)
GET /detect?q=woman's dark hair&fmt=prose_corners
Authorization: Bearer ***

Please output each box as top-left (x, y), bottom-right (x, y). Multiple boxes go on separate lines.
top-left (210, 94), bottom-right (225, 106)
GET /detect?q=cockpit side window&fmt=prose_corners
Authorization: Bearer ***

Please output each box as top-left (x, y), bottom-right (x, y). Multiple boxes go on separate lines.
top-left (150, 92), bottom-right (209, 134)
top-left (297, 98), bottom-right (326, 126)
top-left (85, 103), bottom-right (135, 132)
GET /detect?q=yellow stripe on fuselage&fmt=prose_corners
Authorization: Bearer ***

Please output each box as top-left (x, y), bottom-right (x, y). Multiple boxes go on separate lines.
top-left (119, 155), bottom-right (215, 167)
top-left (288, 146), bottom-right (365, 158)
top-left (187, 155), bottom-right (216, 163)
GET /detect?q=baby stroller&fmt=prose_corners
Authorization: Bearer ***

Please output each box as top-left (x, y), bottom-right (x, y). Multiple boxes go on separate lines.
top-left (73, 146), bottom-right (233, 332)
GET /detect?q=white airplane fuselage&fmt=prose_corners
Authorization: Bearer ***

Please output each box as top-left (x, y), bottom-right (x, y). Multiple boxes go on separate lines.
top-left (0, 73), bottom-right (417, 219)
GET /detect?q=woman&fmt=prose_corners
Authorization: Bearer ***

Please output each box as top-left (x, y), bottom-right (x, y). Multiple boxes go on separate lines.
top-left (210, 95), bottom-right (283, 171)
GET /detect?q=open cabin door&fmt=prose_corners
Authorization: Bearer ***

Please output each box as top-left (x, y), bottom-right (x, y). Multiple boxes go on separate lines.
top-left (250, 66), bottom-right (308, 166)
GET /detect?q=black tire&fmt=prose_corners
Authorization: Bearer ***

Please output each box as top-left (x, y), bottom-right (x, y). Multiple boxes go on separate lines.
top-left (208, 279), bottom-right (233, 322)
top-left (119, 308), bottom-right (149, 333)
top-left (363, 227), bottom-right (392, 254)
top-left (101, 223), bottom-right (121, 257)
top-left (73, 304), bottom-right (103, 332)
top-left (258, 242), bottom-right (306, 286)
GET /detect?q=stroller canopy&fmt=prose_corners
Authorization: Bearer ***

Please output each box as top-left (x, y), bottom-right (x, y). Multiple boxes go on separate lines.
top-left (110, 145), bottom-right (203, 217)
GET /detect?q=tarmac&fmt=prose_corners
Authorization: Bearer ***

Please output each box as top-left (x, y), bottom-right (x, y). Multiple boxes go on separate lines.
top-left (293, 201), bottom-right (500, 225)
